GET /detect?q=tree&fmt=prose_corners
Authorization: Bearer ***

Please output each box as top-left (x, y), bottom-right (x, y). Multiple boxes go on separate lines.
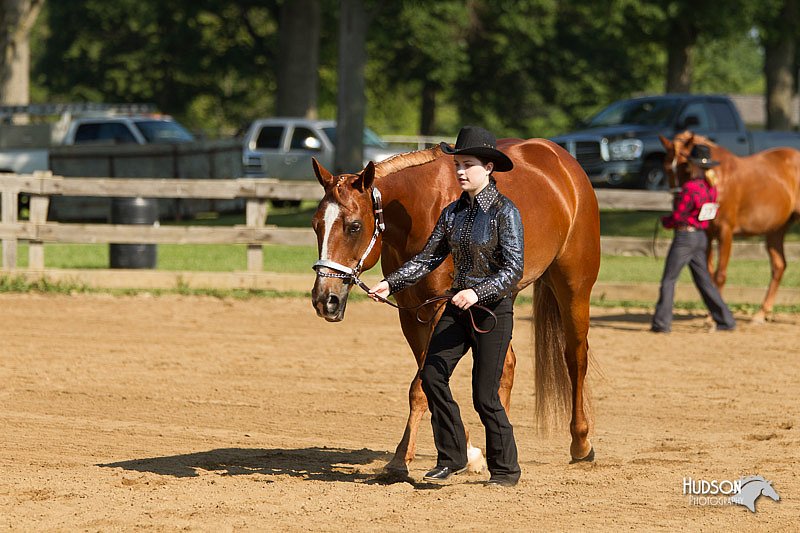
top-left (0, 0), bottom-right (44, 107)
top-left (758, 0), bottom-right (798, 130)
top-left (633, 0), bottom-right (757, 93)
top-left (34, 0), bottom-right (281, 134)
top-left (276, 0), bottom-right (321, 118)
top-left (368, 1), bottom-right (469, 135)
top-left (335, 0), bottom-right (368, 173)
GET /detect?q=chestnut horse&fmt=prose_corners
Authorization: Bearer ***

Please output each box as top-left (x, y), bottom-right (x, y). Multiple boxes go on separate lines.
top-left (661, 131), bottom-right (800, 322)
top-left (310, 140), bottom-right (600, 475)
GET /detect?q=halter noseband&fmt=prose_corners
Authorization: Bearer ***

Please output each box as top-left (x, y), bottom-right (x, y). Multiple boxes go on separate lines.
top-left (312, 186), bottom-right (385, 292)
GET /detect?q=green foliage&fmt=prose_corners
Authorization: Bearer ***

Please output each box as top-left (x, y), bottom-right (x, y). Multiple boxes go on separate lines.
top-left (28, 0), bottom-right (778, 139)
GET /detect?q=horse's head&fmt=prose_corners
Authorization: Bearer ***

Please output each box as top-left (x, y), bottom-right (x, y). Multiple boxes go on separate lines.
top-left (660, 131), bottom-right (719, 189)
top-left (660, 130), bottom-right (696, 189)
top-left (310, 158), bottom-right (382, 322)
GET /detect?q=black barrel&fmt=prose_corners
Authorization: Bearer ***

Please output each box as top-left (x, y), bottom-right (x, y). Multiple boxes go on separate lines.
top-left (109, 197), bottom-right (159, 269)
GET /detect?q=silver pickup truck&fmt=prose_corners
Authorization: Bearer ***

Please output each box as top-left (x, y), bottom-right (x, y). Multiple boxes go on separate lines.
top-left (241, 117), bottom-right (403, 179)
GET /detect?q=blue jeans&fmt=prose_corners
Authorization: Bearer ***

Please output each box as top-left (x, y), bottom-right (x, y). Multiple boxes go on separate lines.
top-left (652, 230), bottom-right (736, 332)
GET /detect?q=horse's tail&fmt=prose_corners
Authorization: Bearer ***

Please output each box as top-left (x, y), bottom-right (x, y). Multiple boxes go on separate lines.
top-left (532, 279), bottom-right (572, 434)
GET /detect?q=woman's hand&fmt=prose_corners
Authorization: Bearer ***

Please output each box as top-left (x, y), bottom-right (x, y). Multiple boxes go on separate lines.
top-left (368, 280), bottom-right (391, 302)
top-left (451, 289), bottom-right (478, 310)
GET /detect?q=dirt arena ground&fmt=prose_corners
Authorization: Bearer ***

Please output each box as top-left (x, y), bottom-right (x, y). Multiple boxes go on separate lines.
top-left (1, 293), bottom-right (797, 531)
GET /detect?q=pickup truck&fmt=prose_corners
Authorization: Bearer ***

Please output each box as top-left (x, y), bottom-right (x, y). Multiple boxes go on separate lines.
top-left (0, 105), bottom-right (241, 220)
top-left (550, 94), bottom-right (800, 189)
top-left (241, 117), bottom-right (403, 179)
top-left (0, 113), bottom-right (196, 174)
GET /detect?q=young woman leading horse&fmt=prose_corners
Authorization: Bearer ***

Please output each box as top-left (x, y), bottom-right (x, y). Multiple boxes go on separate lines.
top-left (310, 133), bottom-right (600, 479)
top-left (369, 127), bottom-right (524, 486)
top-left (661, 131), bottom-right (800, 322)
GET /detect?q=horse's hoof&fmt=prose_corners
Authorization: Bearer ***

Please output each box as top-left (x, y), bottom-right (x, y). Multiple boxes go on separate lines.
top-left (570, 447), bottom-right (595, 464)
top-left (374, 465), bottom-right (413, 484)
top-left (383, 464), bottom-right (409, 477)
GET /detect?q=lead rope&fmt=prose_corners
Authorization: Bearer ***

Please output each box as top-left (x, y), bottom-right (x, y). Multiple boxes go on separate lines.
top-left (364, 288), bottom-right (498, 335)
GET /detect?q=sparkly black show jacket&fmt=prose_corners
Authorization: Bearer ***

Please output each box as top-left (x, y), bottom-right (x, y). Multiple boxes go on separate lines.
top-left (385, 180), bottom-right (524, 305)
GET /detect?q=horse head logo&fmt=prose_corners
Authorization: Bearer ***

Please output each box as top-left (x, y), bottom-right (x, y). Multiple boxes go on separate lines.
top-left (730, 475), bottom-right (780, 513)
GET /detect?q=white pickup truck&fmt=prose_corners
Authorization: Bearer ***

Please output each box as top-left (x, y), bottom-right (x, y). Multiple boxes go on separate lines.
top-left (0, 106), bottom-right (196, 174)
top-left (0, 104), bottom-right (242, 221)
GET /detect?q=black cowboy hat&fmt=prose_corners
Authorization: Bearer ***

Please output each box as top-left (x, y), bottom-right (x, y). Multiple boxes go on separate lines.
top-left (439, 126), bottom-right (514, 172)
top-left (687, 144), bottom-right (720, 168)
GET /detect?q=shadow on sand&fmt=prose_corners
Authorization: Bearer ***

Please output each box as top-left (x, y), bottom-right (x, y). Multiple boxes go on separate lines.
top-left (588, 311), bottom-right (706, 331)
top-left (97, 447), bottom-right (440, 487)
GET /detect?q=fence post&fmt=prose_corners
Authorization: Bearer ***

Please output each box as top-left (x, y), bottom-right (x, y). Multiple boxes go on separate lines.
top-left (28, 171), bottom-right (52, 270)
top-left (1, 185), bottom-right (19, 269)
top-left (246, 198), bottom-right (269, 271)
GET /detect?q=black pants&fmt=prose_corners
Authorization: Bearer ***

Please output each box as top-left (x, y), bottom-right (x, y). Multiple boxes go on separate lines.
top-left (420, 297), bottom-right (520, 479)
top-left (652, 230), bottom-right (736, 332)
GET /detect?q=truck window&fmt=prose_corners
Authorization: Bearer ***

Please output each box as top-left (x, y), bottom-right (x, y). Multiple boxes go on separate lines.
top-left (677, 103), bottom-right (711, 130)
top-left (74, 123), bottom-right (138, 144)
top-left (255, 126), bottom-right (284, 149)
top-left (708, 102), bottom-right (739, 131)
top-left (587, 98), bottom-right (679, 127)
top-left (290, 127), bottom-right (322, 151)
top-left (321, 126), bottom-right (389, 148)
top-left (133, 120), bottom-right (194, 143)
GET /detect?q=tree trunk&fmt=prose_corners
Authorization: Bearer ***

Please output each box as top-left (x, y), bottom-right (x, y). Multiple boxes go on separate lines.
top-left (276, 0), bottom-right (321, 119)
top-left (0, 0), bottom-right (44, 111)
top-left (420, 80), bottom-right (436, 136)
top-left (335, 0), bottom-right (367, 174)
top-left (664, 18), bottom-right (697, 93)
top-left (763, 0), bottom-right (797, 130)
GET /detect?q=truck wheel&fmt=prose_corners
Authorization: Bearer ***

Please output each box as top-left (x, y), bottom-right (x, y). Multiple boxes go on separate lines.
top-left (640, 158), bottom-right (667, 190)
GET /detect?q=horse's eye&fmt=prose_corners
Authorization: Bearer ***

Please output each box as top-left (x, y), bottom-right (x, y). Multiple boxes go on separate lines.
top-left (347, 222), bottom-right (362, 234)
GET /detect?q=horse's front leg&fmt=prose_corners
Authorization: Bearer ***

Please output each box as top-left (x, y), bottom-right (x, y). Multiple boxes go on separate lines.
top-left (383, 310), bottom-right (432, 476)
top-left (384, 371), bottom-right (427, 476)
top-left (753, 228), bottom-right (789, 323)
top-left (713, 225), bottom-right (734, 290)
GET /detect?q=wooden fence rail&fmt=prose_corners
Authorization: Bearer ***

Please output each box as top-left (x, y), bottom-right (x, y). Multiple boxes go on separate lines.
top-left (0, 172), bottom-right (694, 276)
top-left (0, 172), bottom-right (324, 271)
top-left (3, 172), bottom-right (799, 295)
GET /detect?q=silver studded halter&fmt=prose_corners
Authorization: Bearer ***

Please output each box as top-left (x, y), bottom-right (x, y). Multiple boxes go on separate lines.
top-left (312, 187), bottom-right (385, 292)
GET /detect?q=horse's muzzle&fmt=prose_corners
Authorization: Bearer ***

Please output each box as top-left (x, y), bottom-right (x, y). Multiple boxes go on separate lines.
top-left (311, 281), bottom-right (349, 322)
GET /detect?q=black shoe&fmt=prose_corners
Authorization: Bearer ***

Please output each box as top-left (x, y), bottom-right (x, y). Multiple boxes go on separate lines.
top-left (423, 465), bottom-right (467, 482)
top-left (486, 476), bottom-right (519, 487)
top-left (649, 326), bottom-right (670, 334)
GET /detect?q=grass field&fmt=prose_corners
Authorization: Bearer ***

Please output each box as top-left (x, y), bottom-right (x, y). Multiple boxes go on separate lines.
top-left (11, 241), bottom-right (800, 291)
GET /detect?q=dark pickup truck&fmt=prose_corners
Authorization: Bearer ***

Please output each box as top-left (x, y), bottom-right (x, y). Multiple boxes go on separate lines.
top-left (550, 94), bottom-right (800, 189)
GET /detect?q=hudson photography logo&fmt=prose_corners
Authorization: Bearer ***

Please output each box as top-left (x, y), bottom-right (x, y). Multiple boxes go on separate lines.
top-left (683, 475), bottom-right (781, 512)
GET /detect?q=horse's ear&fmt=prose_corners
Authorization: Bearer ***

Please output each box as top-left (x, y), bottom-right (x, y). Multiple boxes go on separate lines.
top-left (312, 157), bottom-right (336, 189)
top-left (658, 135), bottom-right (672, 150)
top-left (354, 161), bottom-right (376, 192)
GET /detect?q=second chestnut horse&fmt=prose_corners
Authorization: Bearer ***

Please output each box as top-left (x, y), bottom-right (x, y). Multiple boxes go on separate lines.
top-left (661, 131), bottom-right (800, 321)
top-left (310, 139), bottom-right (600, 476)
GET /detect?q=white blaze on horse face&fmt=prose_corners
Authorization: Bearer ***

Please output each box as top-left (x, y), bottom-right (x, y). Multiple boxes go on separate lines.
top-left (320, 202), bottom-right (341, 261)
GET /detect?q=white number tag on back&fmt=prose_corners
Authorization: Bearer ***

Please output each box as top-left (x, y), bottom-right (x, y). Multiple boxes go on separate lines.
top-left (698, 202), bottom-right (718, 221)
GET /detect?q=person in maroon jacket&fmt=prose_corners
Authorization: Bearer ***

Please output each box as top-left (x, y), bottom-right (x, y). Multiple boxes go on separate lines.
top-left (651, 144), bottom-right (736, 333)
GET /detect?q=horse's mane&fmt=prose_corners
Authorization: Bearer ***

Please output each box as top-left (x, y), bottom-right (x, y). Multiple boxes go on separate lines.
top-left (374, 146), bottom-right (441, 179)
